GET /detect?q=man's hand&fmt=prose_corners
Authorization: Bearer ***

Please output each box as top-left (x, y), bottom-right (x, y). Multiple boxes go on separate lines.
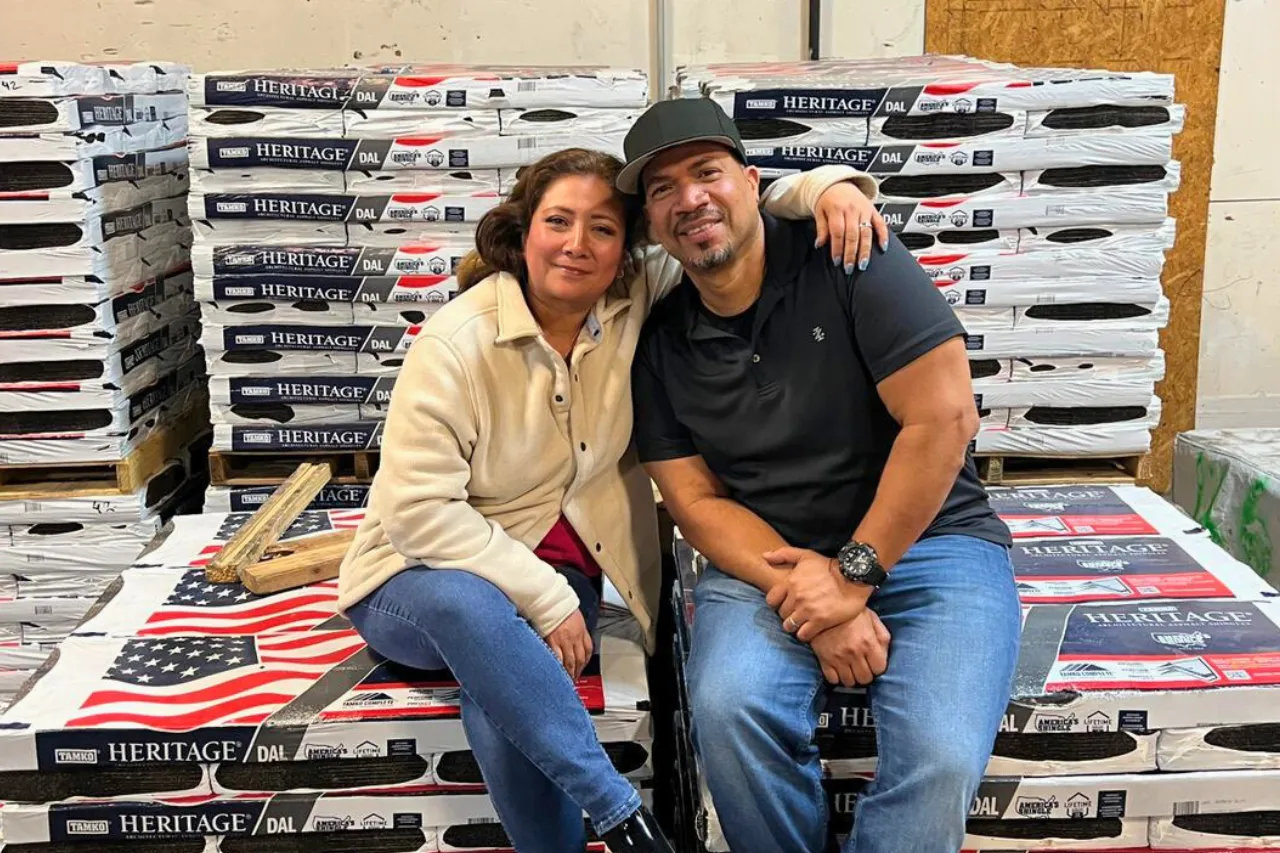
top-left (814, 181), bottom-right (890, 273)
top-left (810, 609), bottom-right (892, 687)
top-left (763, 546), bottom-right (873, 642)
top-left (545, 610), bottom-right (592, 680)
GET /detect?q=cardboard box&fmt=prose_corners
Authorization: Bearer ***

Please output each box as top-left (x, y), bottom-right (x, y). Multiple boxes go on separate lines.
top-left (0, 93), bottom-right (184, 134)
top-left (976, 423), bottom-right (1155, 456)
top-left (188, 132), bottom-right (625, 172)
top-left (947, 278), bottom-right (1163, 310)
top-left (189, 67), bottom-right (649, 110)
top-left (0, 518), bottom-right (159, 575)
top-left (342, 109), bottom-right (501, 137)
top-left (0, 116), bottom-right (189, 162)
top-left (877, 171), bottom-right (1024, 204)
top-left (988, 485), bottom-right (1204, 540)
top-left (917, 246), bottom-right (1166, 287)
top-left (203, 483), bottom-right (372, 513)
top-left (1022, 161), bottom-right (1181, 197)
top-left (1150, 815), bottom-right (1280, 849)
top-left (0, 147), bottom-right (187, 196)
top-left (209, 401), bottom-right (369, 427)
top-left (498, 106), bottom-right (639, 137)
top-left (200, 321), bottom-right (420, 355)
top-left (212, 421), bottom-right (383, 452)
top-left (1018, 218), bottom-right (1177, 253)
top-left (879, 188), bottom-right (1168, 233)
top-left (965, 328), bottom-right (1160, 358)
top-left (749, 133), bottom-right (1172, 178)
top-left (200, 299), bottom-right (355, 326)
top-left (1173, 429), bottom-right (1280, 591)
top-left (195, 272), bottom-right (457, 304)
top-left (1005, 395), bottom-right (1161, 429)
top-left (190, 190), bottom-right (499, 226)
top-left (190, 218), bottom-right (347, 244)
top-left (188, 107), bottom-right (347, 137)
top-left (0, 174), bottom-right (190, 225)
top-left (0, 61), bottom-right (108, 97)
top-left (1013, 298), bottom-right (1170, 332)
top-left (204, 349), bottom-right (361, 378)
top-left (192, 243), bottom-right (471, 278)
top-left (209, 374), bottom-right (396, 407)
top-left (0, 350), bottom-right (202, 437)
top-left (1009, 532), bottom-right (1276, 604)
top-left (956, 307), bottom-right (1017, 334)
top-left (0, 628), bottom-right (648, 786)
top-left (1025, 104), bottom-right (1186, 138)
top-left (975, 378), bottom-right (1156, 409)
top-left (1009, 352), bottom-right (1167, 383)
top-left (693, 59), bottom-right (1173, 116)
top-left (190, 165), bottom-right (348, 194)
top-left (869, 110), bottom-right (1028, 145)
top-left (0, 382), bottom-right (205, 465)
top-left (344, 168), bottom-right (503, 194)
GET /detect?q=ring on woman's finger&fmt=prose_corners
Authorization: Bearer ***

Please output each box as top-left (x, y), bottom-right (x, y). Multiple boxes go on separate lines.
top-left (858, 221), bottom-right (872, 229)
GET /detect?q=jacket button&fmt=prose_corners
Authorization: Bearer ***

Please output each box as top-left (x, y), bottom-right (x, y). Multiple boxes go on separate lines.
top-left (555, 395), bottom-right (564, 403)
top-left (595, 543), bottom-right (602, 552)
top-left (580, 442), bottom-right (587, 451)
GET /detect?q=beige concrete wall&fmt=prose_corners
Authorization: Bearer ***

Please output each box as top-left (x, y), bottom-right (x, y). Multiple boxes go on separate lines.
top-left (1197, 0), bottom-right (1280, 428)
top-left (1, 0), bottom-right (652, 73)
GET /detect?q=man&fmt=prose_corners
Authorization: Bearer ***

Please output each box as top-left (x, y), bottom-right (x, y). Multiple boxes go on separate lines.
top-left (621, 98), bottom-right (1022, 853)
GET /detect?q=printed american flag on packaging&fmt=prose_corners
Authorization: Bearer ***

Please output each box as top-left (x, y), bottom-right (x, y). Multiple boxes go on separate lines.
top-left (74, 568), bottom-right (344, 637)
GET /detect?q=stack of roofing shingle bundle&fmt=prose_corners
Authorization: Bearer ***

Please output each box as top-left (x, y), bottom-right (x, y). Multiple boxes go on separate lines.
top-left (187, 65), bottom-right (646, 508)
top-left (678, 56), bottom-right (1182, 458)
top-left (672, 485), bottom-right (1280, 853)
top-left (0, 60), bottom-right (207, 708)
top-left (0, 508), bottom-right (649, 853)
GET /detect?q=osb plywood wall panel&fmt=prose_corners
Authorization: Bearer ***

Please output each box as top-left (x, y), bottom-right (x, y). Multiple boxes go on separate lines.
top-left (926, 0), bottom-right (1226, 493)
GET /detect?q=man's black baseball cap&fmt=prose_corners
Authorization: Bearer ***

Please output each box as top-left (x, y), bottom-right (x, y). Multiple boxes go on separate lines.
top-left (616, 98), bottom-right (749, 195)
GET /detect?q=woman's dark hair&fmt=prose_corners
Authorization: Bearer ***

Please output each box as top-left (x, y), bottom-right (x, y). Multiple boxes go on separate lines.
top-left (455, 148), bottom-right (642, 292)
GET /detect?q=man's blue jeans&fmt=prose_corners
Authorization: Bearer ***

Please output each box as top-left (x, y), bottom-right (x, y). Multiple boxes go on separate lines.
top-left (688, 534), bottom-right (1021, 853)
top-left (346, 565), bottom-right (641, 852)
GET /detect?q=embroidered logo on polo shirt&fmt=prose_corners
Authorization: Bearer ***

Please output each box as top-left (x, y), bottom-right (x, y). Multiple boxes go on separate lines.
top-left (812, 326), bottom-right (826, 342)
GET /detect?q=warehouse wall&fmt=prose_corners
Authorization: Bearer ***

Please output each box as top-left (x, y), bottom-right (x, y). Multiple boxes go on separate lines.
top-left (1196, 0), bottom-right (1280, 428)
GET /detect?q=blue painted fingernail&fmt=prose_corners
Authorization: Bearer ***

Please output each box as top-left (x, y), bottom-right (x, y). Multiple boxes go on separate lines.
top-left (844, 262), bottom-right (855, 275)
top-left (815, 238), bottom-right (822, 248)
top-left (832, 256), bottom-right (840, 266)
top-left (859, 258), bottom-right (870, 271)
top-left (880, 240), bottom-right (889, 251)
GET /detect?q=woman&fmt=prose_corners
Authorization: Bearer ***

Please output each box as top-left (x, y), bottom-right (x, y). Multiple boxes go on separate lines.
top-left (337, 148), bottom-right (880, 853)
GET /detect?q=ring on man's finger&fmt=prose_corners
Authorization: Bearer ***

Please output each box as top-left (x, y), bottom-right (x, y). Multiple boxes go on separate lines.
top-left (784, 616), bottom-right (800, 631)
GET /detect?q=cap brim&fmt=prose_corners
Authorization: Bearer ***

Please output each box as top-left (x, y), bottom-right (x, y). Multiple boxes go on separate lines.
top-left (615, 134), bottom-right (743, 195)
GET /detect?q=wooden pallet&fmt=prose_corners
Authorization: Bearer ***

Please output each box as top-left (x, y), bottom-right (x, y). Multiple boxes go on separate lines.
top-left (0, 405), bottom-right (210, 501)
top-left (209, 450), bottom-right (380, 487)
top-left (976, 454), bottom-right (1151, 487)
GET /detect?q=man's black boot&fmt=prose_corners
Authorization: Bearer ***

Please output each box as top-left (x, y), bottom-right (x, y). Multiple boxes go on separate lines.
top-left (600, 805), bottom-right (678, 853)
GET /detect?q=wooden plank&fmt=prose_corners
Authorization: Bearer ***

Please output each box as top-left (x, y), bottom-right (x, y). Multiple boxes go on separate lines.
top-left (241, 529), bottom-right (355, 595)
top-left (926, 0), bottom-right (1228, 493)
top-left (204, 461), bottom-right (334, 583)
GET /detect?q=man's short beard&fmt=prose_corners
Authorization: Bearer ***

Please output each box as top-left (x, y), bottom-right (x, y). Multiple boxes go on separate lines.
top-left (686, 243), bottom-right (735, 270)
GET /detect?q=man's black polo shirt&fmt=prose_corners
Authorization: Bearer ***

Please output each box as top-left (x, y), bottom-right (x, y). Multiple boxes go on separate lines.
top-left (631, 212), bottom-right (1010, 556)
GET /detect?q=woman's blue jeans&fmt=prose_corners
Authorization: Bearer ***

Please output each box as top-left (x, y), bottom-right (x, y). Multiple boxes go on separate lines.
top-left (346, 565), bottom-right (642, 852)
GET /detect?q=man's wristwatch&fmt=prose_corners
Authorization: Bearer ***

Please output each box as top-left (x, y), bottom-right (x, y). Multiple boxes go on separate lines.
top-left (835, 540), bottom-right (888, 588)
